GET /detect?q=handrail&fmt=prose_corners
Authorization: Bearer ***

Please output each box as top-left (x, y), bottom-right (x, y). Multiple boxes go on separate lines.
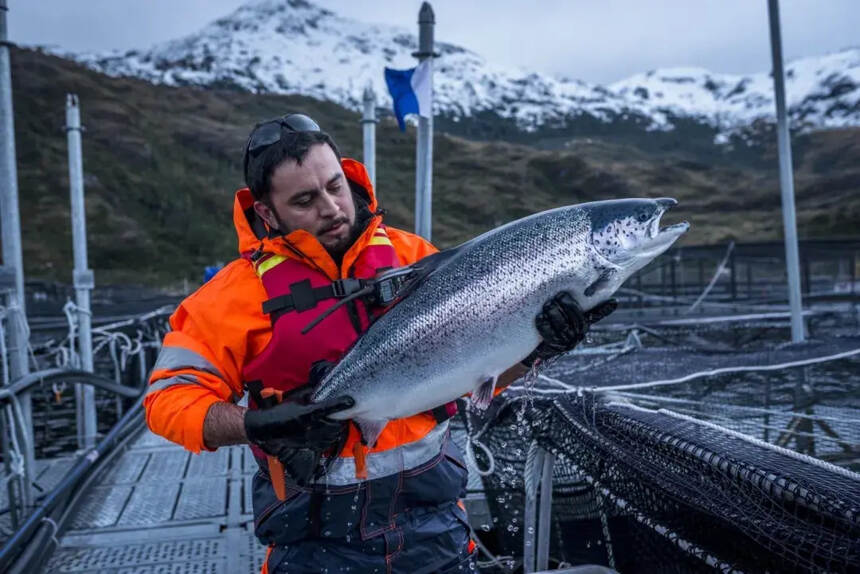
top-left (0, 368), bottom-right (143, 400)
top-left (0, 392), bottom-right (145, 571)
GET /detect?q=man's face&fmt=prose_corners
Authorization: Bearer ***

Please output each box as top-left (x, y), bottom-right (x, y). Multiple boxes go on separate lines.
top-left (253, 143), bottom-right (357, 257)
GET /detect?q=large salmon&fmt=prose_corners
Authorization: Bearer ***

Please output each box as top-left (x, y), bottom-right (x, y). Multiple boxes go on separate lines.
top-left (313, 198), bottom-right (689, 448)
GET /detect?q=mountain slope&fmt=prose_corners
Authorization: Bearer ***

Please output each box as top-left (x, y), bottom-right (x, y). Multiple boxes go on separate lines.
top-left (62, 0), bottom-right (860, 142)
top-left (9, 48), bottom-right (859, 287)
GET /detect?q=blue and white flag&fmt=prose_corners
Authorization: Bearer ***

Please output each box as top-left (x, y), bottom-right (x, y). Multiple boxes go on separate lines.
top-left (384, 60), bottom-right (432, 131)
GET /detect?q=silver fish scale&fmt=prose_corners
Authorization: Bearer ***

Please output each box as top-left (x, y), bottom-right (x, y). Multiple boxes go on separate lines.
top-left (314, 206), bottom-right (597, 422)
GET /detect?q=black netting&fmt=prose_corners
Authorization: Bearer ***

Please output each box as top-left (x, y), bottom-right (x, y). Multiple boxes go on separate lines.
top-left (465, 388), bottom-right (860, 573)
top-left (539, 332), bottom-right (860, 463)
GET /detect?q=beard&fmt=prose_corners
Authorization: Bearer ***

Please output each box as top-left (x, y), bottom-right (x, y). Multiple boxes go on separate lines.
top-left (319, 217), bottom-right (358, 262)
top-left (323, 191), bottom-right (374, 263)
top-left (269, 191), bottom-right (374, 265)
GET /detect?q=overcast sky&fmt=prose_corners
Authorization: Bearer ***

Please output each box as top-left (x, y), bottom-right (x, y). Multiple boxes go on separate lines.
top-left (9, 0), bottom-right (859, 84)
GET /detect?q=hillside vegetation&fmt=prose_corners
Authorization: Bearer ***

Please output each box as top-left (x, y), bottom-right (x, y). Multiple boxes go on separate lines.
top-left (9, 48), bottom-right (860, 286)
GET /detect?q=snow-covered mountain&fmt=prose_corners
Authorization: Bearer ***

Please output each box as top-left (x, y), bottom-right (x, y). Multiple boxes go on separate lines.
top-left (66, 0), bottom-right (859, 142)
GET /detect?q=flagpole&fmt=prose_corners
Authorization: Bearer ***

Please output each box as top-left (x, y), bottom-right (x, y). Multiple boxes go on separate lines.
top-left (361, 84), bottom-right (377, 191)
top-left (767, 0), bottom-right (805, 344)
top-left (413, 2), bottom-right (435, 241)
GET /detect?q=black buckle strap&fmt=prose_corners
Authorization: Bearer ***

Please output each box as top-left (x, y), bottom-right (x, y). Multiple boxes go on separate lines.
top-left (290, 279), bottom-right (316, 312)
top-left (262, 279), bottom-right (370, 319)
top-left (331, 278), bottom-right (364, 298)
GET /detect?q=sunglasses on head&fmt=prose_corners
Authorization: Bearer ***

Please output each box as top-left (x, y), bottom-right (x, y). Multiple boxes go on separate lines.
top-left (242, 113), bottom-right (321, 178)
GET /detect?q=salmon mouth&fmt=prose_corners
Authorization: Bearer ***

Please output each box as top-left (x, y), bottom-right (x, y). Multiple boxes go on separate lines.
top-left (639, 199), bottom-right (689, 257)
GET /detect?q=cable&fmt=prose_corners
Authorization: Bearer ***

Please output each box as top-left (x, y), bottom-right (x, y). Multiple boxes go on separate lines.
top-left (687, 241), bottom-right (735, 313)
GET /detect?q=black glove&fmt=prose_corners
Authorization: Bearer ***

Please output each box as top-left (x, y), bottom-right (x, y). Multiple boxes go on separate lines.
top-left (244, 395), bottom-right (354, 460)
top-left (522, 293), bottom-right (617, 367)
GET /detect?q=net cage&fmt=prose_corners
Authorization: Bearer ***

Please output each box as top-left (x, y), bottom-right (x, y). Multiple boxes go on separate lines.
top-left (463, 391), bottom-right (859, 573)
top-left (460, 313), bottom-right (860, 573)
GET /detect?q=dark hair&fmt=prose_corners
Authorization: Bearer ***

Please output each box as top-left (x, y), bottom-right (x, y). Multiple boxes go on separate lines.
top-left (245, 130), bottom-right (342, 201)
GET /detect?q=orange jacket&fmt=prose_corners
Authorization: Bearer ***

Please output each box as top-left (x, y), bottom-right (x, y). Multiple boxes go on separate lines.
top-left (144, 159), bottom-right (437, 454)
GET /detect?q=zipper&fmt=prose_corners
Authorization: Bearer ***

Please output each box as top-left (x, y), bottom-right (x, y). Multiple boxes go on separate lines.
top-left (280, 237), bottom-right (331, 279)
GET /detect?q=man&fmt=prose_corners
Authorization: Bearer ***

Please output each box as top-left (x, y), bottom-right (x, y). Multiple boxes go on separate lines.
top-left (145, 113), bottom-right (614, 573)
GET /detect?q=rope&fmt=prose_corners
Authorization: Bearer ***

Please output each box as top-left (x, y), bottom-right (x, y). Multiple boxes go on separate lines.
top-left (523, 347), bottom-right (860, 398)
top-left (590, 346), bottom-right (860, 393)
top-left (687, 241), bottom-right (735, 313)
top-left (40, 516), bottom-right (60, 551)
top-left (524, 440), bottom-right (540, 498)
top-left (595, 489), bottom-right (616, 570)
top-left (0, 307), bottom-right (10, 388)
top-left (62, 300), bottom-right (80, 369)
top-left (614, 391), bottom-right (860, 426)
top-left (465, 431), bottom-right (495, 477)
top-left (612, 402), bottom-right (860, 482)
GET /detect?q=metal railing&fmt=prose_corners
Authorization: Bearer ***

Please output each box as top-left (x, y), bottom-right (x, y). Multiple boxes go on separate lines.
top-left (625, 239), bottom-right (860, 309)
top-left (0, 305), bottom-right (168, 543)
top-left (0, 385), bottom-right (145, 573)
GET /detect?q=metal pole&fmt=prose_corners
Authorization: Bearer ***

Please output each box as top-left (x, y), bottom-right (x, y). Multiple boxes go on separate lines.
top-left (523, 448), bottom-right (541, 574)
top-left (729, 248), bottom-right (737, 301)
top-left (851, 252), bottom-right (856, 296)
top-left (746, 260), bottom-right (753, 299)
top-left (361, 84), bottom-right (377, 191)
top-left (536, 450), bottom-right (554, 571)
top-left (0, 0), bottom-right (35, 507)
top-left (767, 0), bottom-right (805, 343)
top-left (65, 94), bottom-right (97, 448)
top-left (413, 2), bottom-right (435, 241)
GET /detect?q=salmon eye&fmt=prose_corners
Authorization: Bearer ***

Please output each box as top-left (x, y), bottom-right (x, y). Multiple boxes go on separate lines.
top-left (637, 212), bottom-right (650, 223)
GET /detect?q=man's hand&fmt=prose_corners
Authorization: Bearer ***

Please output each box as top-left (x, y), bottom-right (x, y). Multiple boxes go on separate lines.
top-left (244, 396), bottom-right (354, 461)
top-left (522, 293), bottom-right (617, 367)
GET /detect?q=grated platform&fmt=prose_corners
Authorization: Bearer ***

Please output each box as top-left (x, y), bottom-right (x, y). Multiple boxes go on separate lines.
top-left (47, 427), bottom-right (490, 573)
top-left (46, 429), bottom-right (267, 574)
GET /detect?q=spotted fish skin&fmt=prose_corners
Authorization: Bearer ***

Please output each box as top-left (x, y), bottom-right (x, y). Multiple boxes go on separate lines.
top-left (312, 198), bottom-right (688, 443)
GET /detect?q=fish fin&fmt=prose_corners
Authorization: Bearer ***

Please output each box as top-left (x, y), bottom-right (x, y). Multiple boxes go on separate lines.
top-left (354, 418), bottom-right (388, 449)
top-left (471, 376), bottom-right (498, 410)
top-left (584, 268), bottom-right (617, 297)
top-left (397, 244), bottom-right (469, 300)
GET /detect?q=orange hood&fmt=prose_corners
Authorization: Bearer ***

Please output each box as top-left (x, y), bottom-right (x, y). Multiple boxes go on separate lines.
top-left (232, 157), bottom-right (379, 257)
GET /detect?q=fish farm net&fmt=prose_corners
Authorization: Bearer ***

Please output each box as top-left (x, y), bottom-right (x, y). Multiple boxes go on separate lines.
top-left (463, 391), bottom-right (859, 573)
top-left (461, 313), bottom-right (860, 573)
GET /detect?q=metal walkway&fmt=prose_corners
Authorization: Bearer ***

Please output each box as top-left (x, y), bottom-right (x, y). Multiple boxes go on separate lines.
top-left (39, 424), bottom-right (490, 574)
top-left (45, 430), bottom-right (267, 573)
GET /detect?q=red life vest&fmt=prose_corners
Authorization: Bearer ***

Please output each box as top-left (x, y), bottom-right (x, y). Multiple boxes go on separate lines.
top-left (241, 225), bottom-right (401, 454)
top-left (241, 224), bottom-right (457, 466)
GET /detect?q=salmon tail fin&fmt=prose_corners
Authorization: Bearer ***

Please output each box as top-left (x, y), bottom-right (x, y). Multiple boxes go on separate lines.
top-left (354, 418), bottom-right (387, 449)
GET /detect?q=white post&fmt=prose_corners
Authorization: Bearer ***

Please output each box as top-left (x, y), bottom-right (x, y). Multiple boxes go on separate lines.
top-left (413, 2), bottom-right (435, 241)
top-left (361, 84), bottom-right (377, 191)
top-left (65, 94), bottom-right (97, 448)
top-left (522, 447), bottom-right (541, 573)
top-left (767, 0), bottom-right (805, 344)
top-left (0, 0), bottom-right (35, 507)
top-left (536, 450), bottom-right (554, 571)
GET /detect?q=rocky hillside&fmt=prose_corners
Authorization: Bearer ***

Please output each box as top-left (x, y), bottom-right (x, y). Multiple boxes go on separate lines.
top-left (8, 48), bottom-right (860, 287)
